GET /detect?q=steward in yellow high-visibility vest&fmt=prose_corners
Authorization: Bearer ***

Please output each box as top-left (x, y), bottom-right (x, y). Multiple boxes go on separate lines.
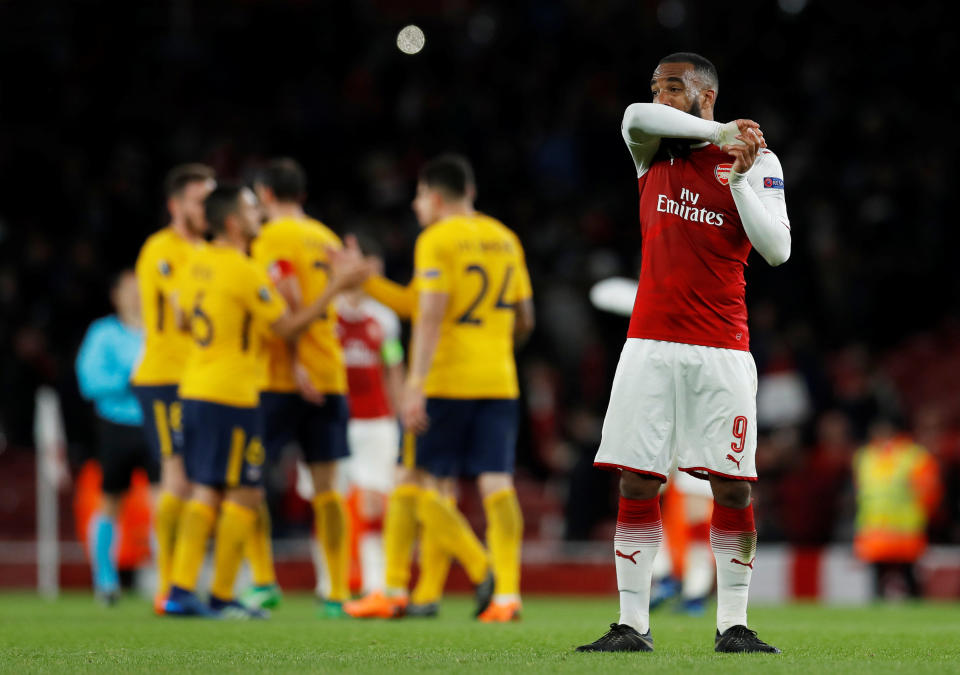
top-left (853, 434), bottom-right (941, 564)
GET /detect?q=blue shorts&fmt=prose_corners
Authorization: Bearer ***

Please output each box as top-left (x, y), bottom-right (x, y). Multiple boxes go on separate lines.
top-left (131, 385), bottom-right (183, 461)
top-left (260, 392), bottom-right (349, 464)
top-left (181, 399), bottom-right (265, 488)
top-left (415, 398), bottom-right (518, 478)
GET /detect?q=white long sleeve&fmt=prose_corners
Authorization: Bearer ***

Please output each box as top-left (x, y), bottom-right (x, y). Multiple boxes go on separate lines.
top-left (621, 103), bottom-right (741, 177)
top-left (729, 151), bottom-right (791, 267)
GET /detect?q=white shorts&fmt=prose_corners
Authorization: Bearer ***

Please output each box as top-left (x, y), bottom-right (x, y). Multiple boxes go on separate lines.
top-left (594, 338), bottom-right (758, 481)
top-left (345, 417), bottom-right (401, 493)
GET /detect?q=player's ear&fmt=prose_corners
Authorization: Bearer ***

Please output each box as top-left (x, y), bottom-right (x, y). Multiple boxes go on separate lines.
top-left (700, 88), bottom-right (716, 112)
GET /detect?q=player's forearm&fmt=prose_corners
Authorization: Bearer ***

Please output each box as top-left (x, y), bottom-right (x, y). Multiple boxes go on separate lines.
top-left (384, 363), bottom-right (405, 414)
top-left (407, 292), bottom-right (447, 384)
top-left (272, 294), bottom-right (330, 341)
top-left (622, 103), bottom-right (737, 145)
top-left (729, 170), bottom-right (791, 267)
top-left (363, 276), bottom-right (415, 319)
top-left (407, 317), bottom-right (441, 384)
top-left (514, 298), bottom-right (535, 346)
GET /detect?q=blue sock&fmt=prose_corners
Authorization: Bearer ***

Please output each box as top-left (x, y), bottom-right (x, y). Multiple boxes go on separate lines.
top-left (90, 514), bottom-right (119, 593)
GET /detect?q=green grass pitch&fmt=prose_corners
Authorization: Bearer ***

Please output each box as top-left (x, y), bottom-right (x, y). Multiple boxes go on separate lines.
top-left (1, 592), bottom-right (959, 673)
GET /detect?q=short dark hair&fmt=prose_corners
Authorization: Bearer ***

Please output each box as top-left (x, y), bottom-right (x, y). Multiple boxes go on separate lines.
top-left (204, 184), bottom-right (244, 236)
top-left (257, 158), bottom-right (307, 203)
top-left (418, 154), bottom-right (475, 200)
top-left (658, 52), bottom-right (719, 92)
top-left (164, 163), bottom-right (215, 198)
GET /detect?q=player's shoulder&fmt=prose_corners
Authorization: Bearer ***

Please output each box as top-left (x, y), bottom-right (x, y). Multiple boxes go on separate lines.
top-left (749, 148), bottom-right (786, 190)
top-left (755, 148), bottom-right (783, 170)
top-left (259, 217), bottom-right (301, 243)
top-left (416, 219), bottom-right (446, 246)
top-left (137, 227), bottom-right (174, 259)
top-left (215, 249), bottom-right (266, 291)
top-left (301, 216), bottom-right (342, 246)
top-left (476, 213), bottom-right (525, 254)
top-left (137, 228), bottom-right (187, 277)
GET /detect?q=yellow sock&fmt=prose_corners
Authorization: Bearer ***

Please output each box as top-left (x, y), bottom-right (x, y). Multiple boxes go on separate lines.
top-left (245, 502), bottom-right (276, 587)
top-left (154, 492), bottom-right (184, 598)
top-left (411, 496), bottom-right (454, 605)
top-left (313, 491), bottom-right (349, 602)
top-left (210, 501), bottom-right (257, 601)
top-left (169, 499), bottom-right (216, 593)
top-left (417, 489), bottom-right (488, 585)
top-left (383, 484), bottom-right (420, 594)
top-left (484, 487), bottom-right (524, 599)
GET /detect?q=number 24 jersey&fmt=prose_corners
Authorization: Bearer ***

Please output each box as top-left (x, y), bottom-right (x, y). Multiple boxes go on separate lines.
top-left (414, 213), bottom-right (532, 399)
top-left (178, 244), bottom-right (287, 408)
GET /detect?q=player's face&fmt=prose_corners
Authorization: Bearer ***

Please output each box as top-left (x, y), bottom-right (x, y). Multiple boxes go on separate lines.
top-left (235, 188), bottom-right (263, 240)
top-left (111, 272), bottom-right (140, 318)
top-left (650, 62), bottom-right (703, 118)
top-left (412, 181), bottom-right (440, 227)
top-left (253, 183), bottom-right (273, 211)
top-left (174, 179), bottom-right (216, 236)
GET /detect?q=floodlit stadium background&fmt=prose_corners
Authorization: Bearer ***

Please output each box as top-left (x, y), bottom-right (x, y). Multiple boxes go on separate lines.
top-left (1, 0), bottom-right (958, 601)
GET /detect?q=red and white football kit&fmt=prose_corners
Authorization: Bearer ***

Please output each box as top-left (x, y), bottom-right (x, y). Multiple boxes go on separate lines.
top-left (338, 298), bottom-right (402, 494)
top-left (595, 103), bottom-right (790, 483)
top-left (593, 101), bottom-right (790, 640)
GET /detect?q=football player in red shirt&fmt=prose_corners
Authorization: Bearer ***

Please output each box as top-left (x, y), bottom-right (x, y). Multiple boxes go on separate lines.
top-left (577, 52), bottom-right (789, 655)
top-left (336, 277), bottom-right (405, 598)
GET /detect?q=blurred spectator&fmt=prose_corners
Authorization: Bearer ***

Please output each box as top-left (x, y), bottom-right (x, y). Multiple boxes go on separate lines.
top-left (777, 411), bottom-right (855, 545)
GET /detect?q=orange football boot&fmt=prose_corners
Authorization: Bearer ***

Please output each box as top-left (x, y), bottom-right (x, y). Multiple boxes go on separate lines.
top-left (477, 600), bottom-right (521, 623)
top-left (153, 593), bottom-right (167, 616)
top-left (343, 591), bottom-right (407, 619)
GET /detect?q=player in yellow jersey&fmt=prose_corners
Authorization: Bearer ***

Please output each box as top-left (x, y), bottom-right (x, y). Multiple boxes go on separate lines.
top-left (347, 155), bottom-right (535, 621)
top-left (243, 158), bottom-right (353, 617)
top-left (163, 184), bottom-right (367, 618)
top-left (130, 163), bottom-right (215, 613)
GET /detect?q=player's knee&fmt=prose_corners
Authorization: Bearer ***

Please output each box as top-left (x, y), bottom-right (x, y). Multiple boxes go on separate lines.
top-left (709, 476), bottom-right (751, 509)
top-left (309, 461), bottom-right (337, 493)
top-left (162, 456), bottom-right (191, 498)
top-left (438, 476), bottom-right (457, 499)
top-left (224, 486), bottom-right (261, 510)
top-left (478, 472), bottom-right (513, 498)
top-left (619, 471), bottom-right (662, 500)
top-left (191, 484), bottom-right (222, 509)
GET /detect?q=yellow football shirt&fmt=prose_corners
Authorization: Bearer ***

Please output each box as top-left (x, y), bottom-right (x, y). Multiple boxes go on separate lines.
top-left (251, 216), bottom-right (347, 395)
top-left (131, 228), bottom-right (200, 386)
top-left (414, 212), bottom-right (532, 399)
top-left (178, 244), bottom-right (287, 408)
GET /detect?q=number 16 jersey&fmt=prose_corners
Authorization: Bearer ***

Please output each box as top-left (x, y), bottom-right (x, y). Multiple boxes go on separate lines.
top-left (178, 244), bottom-right (287, 408)
top-left (413, 213), bottom-right (532, 399)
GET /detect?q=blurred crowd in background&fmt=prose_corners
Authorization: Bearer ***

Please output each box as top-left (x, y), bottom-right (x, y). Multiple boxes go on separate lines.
top-left (1, 0), bottom-right (958, 545)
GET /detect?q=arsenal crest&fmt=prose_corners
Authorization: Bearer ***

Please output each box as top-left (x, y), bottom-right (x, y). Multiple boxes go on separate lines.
top-left (714, 163), bottom-right (733, 186)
